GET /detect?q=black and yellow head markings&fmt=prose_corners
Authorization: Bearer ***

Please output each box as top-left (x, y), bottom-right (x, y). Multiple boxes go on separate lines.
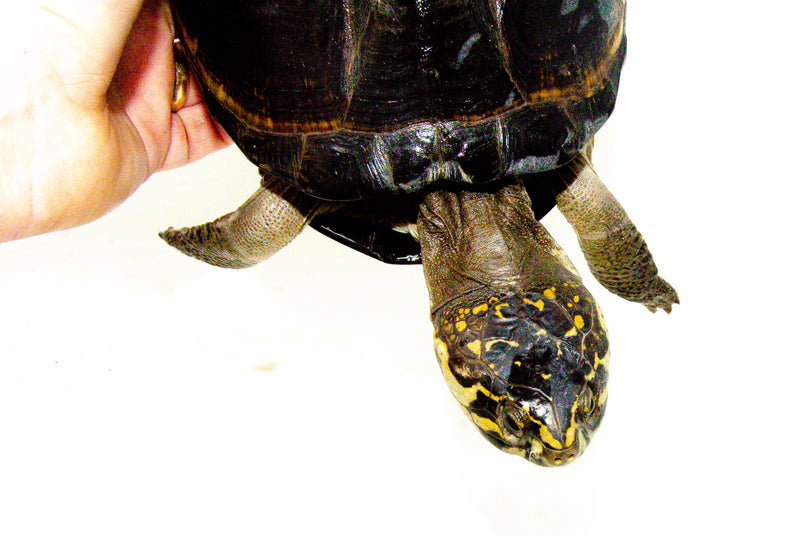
top-left (433, 281), bottom-right (609, 467)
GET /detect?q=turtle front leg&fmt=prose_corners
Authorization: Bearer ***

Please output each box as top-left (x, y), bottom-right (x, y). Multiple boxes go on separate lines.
top-left (160, 175), bottom-right (321, 268)
top-left (555, 153), bottom-right (678, 312)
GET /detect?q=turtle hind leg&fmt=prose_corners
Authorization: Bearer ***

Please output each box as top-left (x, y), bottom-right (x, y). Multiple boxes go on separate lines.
top-left (555, 152), bottom-right (679, 313)
top-left (160, 175), bottom-right (321, 269)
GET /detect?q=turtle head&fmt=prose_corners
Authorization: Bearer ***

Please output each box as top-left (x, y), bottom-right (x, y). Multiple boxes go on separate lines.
top-left (418, 183), bottom-right (611, 465)
top-left (432, 282), bottom-right (610, 467)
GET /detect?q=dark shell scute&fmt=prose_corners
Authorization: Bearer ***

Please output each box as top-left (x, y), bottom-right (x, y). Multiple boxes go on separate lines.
top-left (172, 0), bottom-right (626, 199)
top-left (237, 131), bottom-right (304, 185)
top-left (440, 119), bottom-right (505, 186)
top-left (296, 132), bottom-right (379, 199)
top-left (343, 0), bottom-right (517, 130)
top-left (500, 0), bottom-right (624, 98)
top-left (501, 106), bottom-right (574, 175)
top-left (173, 0), bottom-right (353, 130)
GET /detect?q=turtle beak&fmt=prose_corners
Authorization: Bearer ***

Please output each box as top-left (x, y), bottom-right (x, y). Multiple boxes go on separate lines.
top-left (529, 411), bottom-right (586, 467)
top-left (550, 402), bottom-right (574, 446)
top-left (527, 391), bottom-right (585, 467)
top-left (536, 396), bottom-right (574, 449)
top-left (531, 429), bottom-right (587, 467)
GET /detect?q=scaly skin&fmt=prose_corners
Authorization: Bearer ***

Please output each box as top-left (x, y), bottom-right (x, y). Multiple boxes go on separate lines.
top-left (417, 182), bottom-right (610, 466)
top-left (160, 174), bottom-right (320, 268)
top-left (555, 153), bottom-right (679, 312)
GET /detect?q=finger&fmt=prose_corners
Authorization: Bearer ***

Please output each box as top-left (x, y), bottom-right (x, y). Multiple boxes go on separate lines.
top-left (110, 0), bottom-right (183, 176)
top-left (29, 0), bottom-right (149, 108)
top-left (161, 100), bottom-right (231, 171)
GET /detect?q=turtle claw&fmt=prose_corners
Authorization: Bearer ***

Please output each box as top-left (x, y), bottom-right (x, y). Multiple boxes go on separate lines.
top-left (641, 279), bottom-right (679, 313)
top-left (160, 222), bottom-right (256, 268)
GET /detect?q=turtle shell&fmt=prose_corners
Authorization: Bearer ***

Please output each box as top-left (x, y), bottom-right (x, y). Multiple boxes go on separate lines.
top-left (171, 0), bottom-right (625, 201)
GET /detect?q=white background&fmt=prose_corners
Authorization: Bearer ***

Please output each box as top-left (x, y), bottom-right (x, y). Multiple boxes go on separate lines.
top-left (1, 3), bottom-right (797, 535)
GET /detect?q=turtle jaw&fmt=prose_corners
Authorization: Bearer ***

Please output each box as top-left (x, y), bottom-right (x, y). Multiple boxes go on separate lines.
top-left (527, 427), bottom-right (589, 467)
top-left (475, 393), bottom-right (595, 467)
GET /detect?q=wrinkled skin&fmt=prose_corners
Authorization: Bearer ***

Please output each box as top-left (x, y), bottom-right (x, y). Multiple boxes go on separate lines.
top-left (419, 182), bottom-right (610, 466)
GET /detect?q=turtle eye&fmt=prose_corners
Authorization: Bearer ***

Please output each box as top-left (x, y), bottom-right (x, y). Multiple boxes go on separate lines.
top-left (500, 403), bottom-right (527, 438)
top-left (577, 386), bottom-right (595, 417)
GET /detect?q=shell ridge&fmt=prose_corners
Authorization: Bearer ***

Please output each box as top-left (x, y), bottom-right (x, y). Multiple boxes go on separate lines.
top-left (340, 0), bottom-right (374, 129)
top-left (480, 0), bottom-right (527, 110)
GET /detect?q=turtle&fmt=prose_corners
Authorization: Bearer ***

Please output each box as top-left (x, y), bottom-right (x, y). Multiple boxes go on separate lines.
top-left (161, 0), bottom-right (678, 467)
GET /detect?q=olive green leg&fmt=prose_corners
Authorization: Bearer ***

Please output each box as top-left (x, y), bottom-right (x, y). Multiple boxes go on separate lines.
top-left (555, 153), bottom-right (679, 312)
top-left (160, 175), bottom-right (320, 268)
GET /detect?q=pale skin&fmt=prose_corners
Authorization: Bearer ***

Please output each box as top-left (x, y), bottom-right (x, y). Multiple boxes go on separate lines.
top-left (0, 0), bottom-right (230, 242)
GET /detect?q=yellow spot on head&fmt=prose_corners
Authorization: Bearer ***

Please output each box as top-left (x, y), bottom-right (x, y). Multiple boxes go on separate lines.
top-left (544, 287), bottom-right (556, 299)
top-left (565, 424), bottom-right (576, 447)
top-left (563, 327), bottom-right (578, 338)
top-left (471, 413), bottom-right (503, 437)
top-left (455, 320), bottom-right (467, 332)
top-left (466, 340), bottom-right (482, 356)
top-left (573, 295), bottom-right (580, 303)
top-left (564, 400), bottom-right (580, 447)
top-left (525, 298), bottom-right (545, 311)
top-left (494, 303), bottom-right (508, 320)
top-left (539, 425), bottom-right (563, 449)
top-left (598, 386), bottom-right (609, 406)
top-left (434, 337), bottom-right (449, 362)
top-left (485, 339), bottom-right (519, 351)
top-left (574, 315), bottom-right (585, 330)
top-left (472, 303), bottom-right (489, 314)
top-left (435, 337), bottom-right (495, 408)
top-left (594, 350), bottom-right (609, 370)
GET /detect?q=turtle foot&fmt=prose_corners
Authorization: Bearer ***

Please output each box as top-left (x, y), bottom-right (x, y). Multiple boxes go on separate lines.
top-left (160, 176), bottom-right (319, 269)
top-left (641, 278), bottom-right (680, 313)
top-left (555, 152), bottom-right (678, 314)
top-left (160, 219), bottom-right (256, 269)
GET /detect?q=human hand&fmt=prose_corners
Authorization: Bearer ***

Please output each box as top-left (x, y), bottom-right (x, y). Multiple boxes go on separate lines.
top-left (0, 0), bottom-right (230, 242)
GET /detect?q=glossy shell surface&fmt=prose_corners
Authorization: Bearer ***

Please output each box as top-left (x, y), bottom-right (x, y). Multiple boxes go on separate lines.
top-left (172, 0), bottom-right (625, 200)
